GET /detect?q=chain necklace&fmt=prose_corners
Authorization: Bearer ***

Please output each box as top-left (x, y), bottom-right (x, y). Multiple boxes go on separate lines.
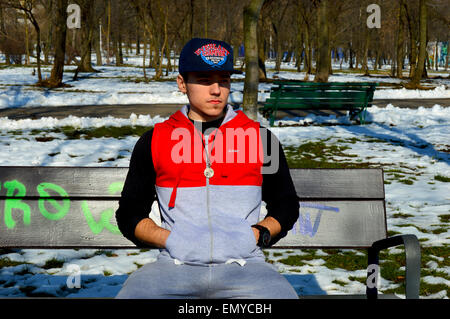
top-left (192, 121), bottom-right (219, 179)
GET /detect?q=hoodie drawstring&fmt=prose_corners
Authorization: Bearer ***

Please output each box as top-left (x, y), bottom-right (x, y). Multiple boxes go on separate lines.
top-left (168, 166), bottom-right (184, 209)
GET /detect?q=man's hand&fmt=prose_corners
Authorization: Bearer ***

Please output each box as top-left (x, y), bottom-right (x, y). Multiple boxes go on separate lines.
top-left (134, 218), bottom-right (170, 248)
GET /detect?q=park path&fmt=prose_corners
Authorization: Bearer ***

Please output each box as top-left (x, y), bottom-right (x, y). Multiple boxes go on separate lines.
top-left (0, 99), bottom-right (448, 120)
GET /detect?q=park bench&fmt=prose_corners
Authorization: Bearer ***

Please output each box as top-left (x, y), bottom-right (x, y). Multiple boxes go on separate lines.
top-left (261, 81), bottom-right (378, 126)
top-left (0, 166), bottom-right (420, 299)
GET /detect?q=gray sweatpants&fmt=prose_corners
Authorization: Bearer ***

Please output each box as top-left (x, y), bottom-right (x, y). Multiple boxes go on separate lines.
top-left (115, 254), bottom-right (298, 299)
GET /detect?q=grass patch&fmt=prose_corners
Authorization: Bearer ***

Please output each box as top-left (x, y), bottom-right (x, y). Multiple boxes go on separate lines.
top-left (434, 175), bottom-right (450, 182)
top-left (321, 250), bottom-right (367, 271)
top-left (0, 257), bottom-right (27, 268)
top-left (104, 251), bottom-right (119, 257)
top-left (277, 255), bottom-right (307, 267)
top-left (56, 125), bottom-right (151, 140)
top-left (438, 214), bottom-right (450, 223)
top-left (398, 178), bottom-right (414, 185)
top-left (332, 279), bottom-right (348, 286)
top-left (392, 213), bottom-right (414, 219)
top-left (42, 258), bottom-right (65, 269)
top-left (6, 125), bottom-right (152, 140)
top-left (348, 276), bottom-right (366, 285)
top-left (278, 249), bottom-right (368, 272)
top-left (284, 141), bottom-right (370, 169)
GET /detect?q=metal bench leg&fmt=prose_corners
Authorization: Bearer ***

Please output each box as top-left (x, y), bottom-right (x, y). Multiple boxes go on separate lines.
top-left (366, 234), bottom-right (421, 299)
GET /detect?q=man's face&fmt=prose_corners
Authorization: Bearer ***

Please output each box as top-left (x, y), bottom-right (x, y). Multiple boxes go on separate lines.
top-left (177, 71), bottom-right (231, 121)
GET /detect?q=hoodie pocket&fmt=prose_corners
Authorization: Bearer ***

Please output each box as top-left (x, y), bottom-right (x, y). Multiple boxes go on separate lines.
top-left (165, 219), bottom-right (212, 264)
top-left (212, 217), bottom-right (258, 263)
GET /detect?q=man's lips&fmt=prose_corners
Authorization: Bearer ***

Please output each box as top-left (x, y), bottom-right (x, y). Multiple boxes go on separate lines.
top-left (208, 99), bottom-right (222, 104)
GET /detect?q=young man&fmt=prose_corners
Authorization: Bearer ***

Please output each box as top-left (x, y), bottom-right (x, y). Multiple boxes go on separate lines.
top-left (115, 38), bottom-right (299, 299)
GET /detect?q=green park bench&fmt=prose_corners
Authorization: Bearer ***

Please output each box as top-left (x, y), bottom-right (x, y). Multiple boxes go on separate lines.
top-left (261, 81), bottom-right (378, 126)
top-left (0, 166), bottom-right (420, 299)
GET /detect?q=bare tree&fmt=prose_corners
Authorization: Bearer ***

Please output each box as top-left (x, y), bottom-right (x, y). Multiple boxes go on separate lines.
top-left (314, 0), bottom-right (330, 82)
top-left (42, 0), bottom-right (67, 88)
top-left (4, 0), bottom-right (43, 81)
top-left (242, 0), bottom-right (265, 121)
top-left (408, 0), bottom-right (428, 87)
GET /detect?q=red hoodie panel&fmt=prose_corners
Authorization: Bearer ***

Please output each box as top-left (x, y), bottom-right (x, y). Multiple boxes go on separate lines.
top-left (151, 110), bottom-right (263, 189)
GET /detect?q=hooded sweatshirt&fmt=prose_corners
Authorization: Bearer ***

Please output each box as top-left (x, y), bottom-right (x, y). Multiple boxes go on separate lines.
top-left (116, 105), bottom-right (299, 266)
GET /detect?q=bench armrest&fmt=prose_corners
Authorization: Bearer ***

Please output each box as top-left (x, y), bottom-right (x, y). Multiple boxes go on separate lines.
top-left (366, 234), bottom-right (421, 299)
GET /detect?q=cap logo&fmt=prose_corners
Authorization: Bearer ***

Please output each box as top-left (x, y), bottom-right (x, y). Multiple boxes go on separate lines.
top-left (194, 43), bottom-right (229, 67)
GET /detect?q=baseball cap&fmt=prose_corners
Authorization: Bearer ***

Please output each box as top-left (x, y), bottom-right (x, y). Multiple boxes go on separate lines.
top-left (179, 38), bottom-right (243, 74)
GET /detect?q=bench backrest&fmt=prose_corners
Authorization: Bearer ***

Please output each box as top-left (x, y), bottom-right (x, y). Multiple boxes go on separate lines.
top-left (0, 167), bottom-right (386, 249)
top-left (265, 81), bottom-right (377, 108)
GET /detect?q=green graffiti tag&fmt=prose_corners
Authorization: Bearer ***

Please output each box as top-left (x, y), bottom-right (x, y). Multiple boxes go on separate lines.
top-left (81, 181), bottom-right (124, 235)
top-left (3, 180), bottom-right (31, 229)
top-left (81, 202), bottom-right (121, 235)
top-left (37, 183), bottom-right (70, 220)
top-left (108, 182), bottom-right (124, 195)
top-left (2, 180), bottom-right (124, 236)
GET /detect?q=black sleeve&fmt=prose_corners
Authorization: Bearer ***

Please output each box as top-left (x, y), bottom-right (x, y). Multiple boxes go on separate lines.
top-left (261, 127), bottom-right (299, 245)
top-left (115, 129), bottom-right (156, 247)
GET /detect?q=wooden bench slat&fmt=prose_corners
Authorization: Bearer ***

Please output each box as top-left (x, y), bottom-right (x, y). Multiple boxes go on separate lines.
top-left (0, 166), bottom-right (128, 198)
top-left (292, 169), bottom-right (385, 199)
top-left (269, 91), bottom-right (370, 99)
top-left (273, 200), bottom-right (387, 248)
top-left (0, 199), bottom-right (134, 248)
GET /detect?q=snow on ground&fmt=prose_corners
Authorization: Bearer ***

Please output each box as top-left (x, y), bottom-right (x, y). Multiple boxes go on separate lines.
top-left (0, 57), bottom-right (449, 109)
top-left (0, 103), bottom-right (448, 298)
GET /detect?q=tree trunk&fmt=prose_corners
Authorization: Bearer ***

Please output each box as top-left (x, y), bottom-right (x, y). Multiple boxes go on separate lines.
top-left (242, 0), bottom-right (265, 121)
top-left (204, 0), bottom-right (208, 38)
top-left (362, 29), bottom-right (370, 76)
top-left (315, 0), bottom-right (330, 82)
top-left (304, 25), bottom-right (312, 73)
top-left (25, 11), bottom-right (42, 82)
top-left (348, 43), bottom-right (354, 69)
top-left (46, 0), bottom-right (68, 88)
top-left (165, 40), bottom-right (172, 76)
top-left (446, 41), bottom-right (449, 71)
top-left (396, 1), bottom-right (405, 79)
top-left (0, 3), bottom-right (11, 65)
top-left (189, 0), bottom-right (194, 38)
top-left (24, 12), bottom-right (30, 66)
top-left (77, 0), bottom-right (97, 73)
top-left (403, 0), bottom-right (417, 79)
top-left (296, 10), bottom-right (303, 72)
top-left (119, 34), bottom-right (124, 65)
top-left (410, 0), bottom-right (427, 87)
top-left (142, 30), bottom-right (147, 80)
top-left (106, 0), bottom-right (111, 64)
top-left (95, 22), bottom-right (102, 66)
top-left (257, 16), bottom-right (267, 80)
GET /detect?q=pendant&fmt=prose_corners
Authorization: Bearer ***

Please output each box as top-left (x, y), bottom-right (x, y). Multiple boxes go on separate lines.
top-left (204, 167), bottom-right (214, 178)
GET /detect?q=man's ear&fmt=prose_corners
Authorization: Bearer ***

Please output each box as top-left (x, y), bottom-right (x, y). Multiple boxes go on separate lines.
top-left (177, 74), bottom-right (187, 94)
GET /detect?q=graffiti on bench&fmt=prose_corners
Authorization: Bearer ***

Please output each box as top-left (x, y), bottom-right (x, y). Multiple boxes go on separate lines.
top-left (1, 179), bottom-right (339, 239)
top-left (0, 179), bottom-right (123, 235)
top-left (290, 202), bottom-right (340, 238)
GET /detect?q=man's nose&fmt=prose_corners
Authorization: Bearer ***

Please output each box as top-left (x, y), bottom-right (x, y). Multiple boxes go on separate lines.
top-left (210, 82), bottom-right (221, 95)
